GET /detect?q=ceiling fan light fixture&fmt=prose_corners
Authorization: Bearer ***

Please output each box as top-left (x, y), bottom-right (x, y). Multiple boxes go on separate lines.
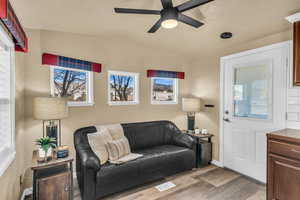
top-left (162, 19), bottom-right (178, 29)
top-left (161, 8), bottom-right (178, 29)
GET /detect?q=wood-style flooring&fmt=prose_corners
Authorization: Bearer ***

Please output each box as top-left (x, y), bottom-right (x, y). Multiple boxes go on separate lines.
top-left (74, 165), bottom-right (266, 200)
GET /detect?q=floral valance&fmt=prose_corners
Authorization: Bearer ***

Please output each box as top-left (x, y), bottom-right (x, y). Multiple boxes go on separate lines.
top-left (0, 0), bottom-right (28, 52)
top-left (147, 70), bottom-right (185, 79)
top-left (42, 53), bottom-right (102, 73)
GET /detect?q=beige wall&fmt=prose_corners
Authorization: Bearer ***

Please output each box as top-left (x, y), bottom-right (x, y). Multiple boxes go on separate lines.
top-left (0, 52), bottom-right (26, 199)
top-left (22, 29), bottom-right (194, 177)
top-left (22, 28), bottom-right (293, 167)
top-left (189, 30), bottom-right (293, 160)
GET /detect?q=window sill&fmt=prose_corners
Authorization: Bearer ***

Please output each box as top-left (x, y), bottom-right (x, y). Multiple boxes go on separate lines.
top-left (108, 101), bottom-right (139, 106)
top-left (151, 101), bottom-right (178, 105)
top-left (67, 102), bottom-right (95, 107)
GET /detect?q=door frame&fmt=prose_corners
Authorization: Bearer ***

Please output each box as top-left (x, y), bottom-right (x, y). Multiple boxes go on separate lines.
top-left (218, 41), bottom-right (292, 167)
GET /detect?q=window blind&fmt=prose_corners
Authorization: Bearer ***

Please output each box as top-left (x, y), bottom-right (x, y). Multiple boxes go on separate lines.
top-left (0, 26), bottom-right (15, 176)
top-left (0, 40), bottom-right (11, 147)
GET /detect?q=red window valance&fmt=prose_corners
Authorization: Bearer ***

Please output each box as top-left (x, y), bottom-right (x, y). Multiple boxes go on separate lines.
top-left (42, 53), bottom-right (102, 73)
top-left (0, 0), bottom-right (28, 52)
top-left (147, 70), bottom-right (185, 79)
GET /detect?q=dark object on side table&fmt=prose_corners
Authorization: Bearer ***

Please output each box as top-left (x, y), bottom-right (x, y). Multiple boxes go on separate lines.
top-left (185, 132), bottom-right (213, 168)
top-left (74, 120), bottom-right (196, 200)
top-left (31, 151), bottom-right (73, 200)
top-left (57, 146), bottom-right (69, 158)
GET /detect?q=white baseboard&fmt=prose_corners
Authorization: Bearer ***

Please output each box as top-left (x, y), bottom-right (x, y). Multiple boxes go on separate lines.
top-left (211, 160), bottom-right (223, 168)
top-left (20, 187), bottom-right (32, 200)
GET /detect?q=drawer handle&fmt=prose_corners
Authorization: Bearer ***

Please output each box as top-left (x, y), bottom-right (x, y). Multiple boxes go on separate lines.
top-left (291, 149), bottom-right (300, 154)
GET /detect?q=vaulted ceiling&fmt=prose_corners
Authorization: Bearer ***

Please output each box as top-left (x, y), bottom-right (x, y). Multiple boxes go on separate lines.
top-left (10, 0), bottom-right (300, 57)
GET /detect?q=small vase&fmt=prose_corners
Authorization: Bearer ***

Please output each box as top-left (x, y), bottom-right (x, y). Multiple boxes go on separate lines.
top-left (38, 147), bottom-right (52, 162)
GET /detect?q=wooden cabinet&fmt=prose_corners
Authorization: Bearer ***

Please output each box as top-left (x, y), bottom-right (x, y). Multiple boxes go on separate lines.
top-left (31, 151), bottom-right (73, 200)
top-left (267, 130), bottom-right (300, 200)
top-left (38, 172), bottom-right (71, 200)
top-left (293, 21), bottom-right (300, 85)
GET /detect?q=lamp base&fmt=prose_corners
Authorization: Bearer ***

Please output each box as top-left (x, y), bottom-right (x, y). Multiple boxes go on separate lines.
top-left (187, 115), bottom-right (195, 131)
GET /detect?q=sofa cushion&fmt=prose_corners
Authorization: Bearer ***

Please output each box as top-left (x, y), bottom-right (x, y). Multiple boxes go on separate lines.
top-left (135, 145), bottom-right (195, 176)
top-left (122, 121), bottom-right (174, 150)
top-left (97, 145), bottom-right (194, 184)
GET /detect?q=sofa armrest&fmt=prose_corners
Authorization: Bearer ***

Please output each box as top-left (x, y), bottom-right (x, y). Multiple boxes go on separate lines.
top-left (76, 145), bottom-right (101, 171)
top-left (165, 121), bottom-right (196, 150)
top-left (74, 126), bottom-right (101, 172)
top-left (173, 133), bottom-right (196, 150)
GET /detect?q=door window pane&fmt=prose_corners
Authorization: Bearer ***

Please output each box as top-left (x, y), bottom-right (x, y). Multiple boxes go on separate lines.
top-left (233, 64), bottom-right (271, 119)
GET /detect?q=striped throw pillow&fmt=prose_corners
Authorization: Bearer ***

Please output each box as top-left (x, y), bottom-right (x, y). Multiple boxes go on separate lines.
top-left (106, 137), bottom-right (131, 161)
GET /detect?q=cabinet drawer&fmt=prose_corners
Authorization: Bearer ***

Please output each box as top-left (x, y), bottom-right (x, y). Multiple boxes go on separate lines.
top-left (269, 140), bottom-right (300, 160)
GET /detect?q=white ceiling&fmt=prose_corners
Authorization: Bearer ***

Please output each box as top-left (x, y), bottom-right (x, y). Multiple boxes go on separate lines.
top-left (10, 0), bottom-right (300, 57)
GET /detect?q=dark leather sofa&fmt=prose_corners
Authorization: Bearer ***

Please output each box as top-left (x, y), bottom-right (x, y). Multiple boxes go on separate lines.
top-left (74, 120), bottom-right (196, 200)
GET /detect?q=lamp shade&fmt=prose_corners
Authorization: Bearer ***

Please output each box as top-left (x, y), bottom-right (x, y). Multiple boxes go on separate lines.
top-left (33, 97), bottom-right (69, 120)
top-left (182, 98), bottom-right (202, 112)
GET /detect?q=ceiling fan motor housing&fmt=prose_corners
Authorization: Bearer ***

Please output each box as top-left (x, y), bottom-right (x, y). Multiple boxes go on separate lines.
top-left (161, 8), bottom-right (179, 21)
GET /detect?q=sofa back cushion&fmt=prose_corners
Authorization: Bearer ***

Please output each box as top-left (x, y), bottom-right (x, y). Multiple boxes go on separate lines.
top-left (121, 121), bottom-right (174, 151)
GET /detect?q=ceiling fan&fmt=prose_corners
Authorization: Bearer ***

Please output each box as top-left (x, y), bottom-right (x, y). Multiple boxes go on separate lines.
top-left (114, 0), bottom-right (214, 33)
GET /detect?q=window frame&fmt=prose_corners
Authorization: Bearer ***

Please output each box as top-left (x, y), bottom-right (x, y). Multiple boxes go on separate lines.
top-left (0, 24), bottom-right (16, 177)
top-left (50, 66), bottom-right (94, 107)
top-left (107, 70), bottom-right (139, 106)
top-left (150, 77), bottom-right (178, 105)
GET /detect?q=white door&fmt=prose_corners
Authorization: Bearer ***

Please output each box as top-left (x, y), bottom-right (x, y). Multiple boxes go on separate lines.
top-left (221, 42), bottom-right (290, 183)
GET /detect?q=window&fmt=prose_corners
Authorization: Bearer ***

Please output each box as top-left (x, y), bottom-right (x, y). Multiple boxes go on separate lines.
top-left (108, 71), bottom-right (139, 105)
top-left (0, 25), bottom-right (16, 176)
top-left (233, 62), bottom-right (272, 120)
top-left (151, 77), bottom-right (178, 104)
top-left (50, 66), bottom-right (94, 106)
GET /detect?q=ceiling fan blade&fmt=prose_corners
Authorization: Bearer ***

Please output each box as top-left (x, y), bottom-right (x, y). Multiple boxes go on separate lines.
top-left (176, 0), bottom-right (214, 12)
top-left (148, 19), bottom-right (162, 33)
top-left (178, 13), bottom-right (204, 28)
top-left (161, 0), bottom-right (173, 9)
top-left (114, 8), bottom-right (161, 15)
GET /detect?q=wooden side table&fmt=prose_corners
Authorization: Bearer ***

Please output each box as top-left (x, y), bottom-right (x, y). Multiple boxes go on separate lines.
top-left (183, 131), bottom-right (213, 168)
top-left (31, 151), bottom-right (74, 200)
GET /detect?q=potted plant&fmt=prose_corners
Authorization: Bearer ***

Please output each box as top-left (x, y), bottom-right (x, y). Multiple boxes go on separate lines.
top-left (35, 136), bottom-right (57, 162)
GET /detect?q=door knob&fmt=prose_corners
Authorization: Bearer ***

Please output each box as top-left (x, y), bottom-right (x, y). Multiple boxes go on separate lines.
top-left (223, 118), bottom-right (231, 122)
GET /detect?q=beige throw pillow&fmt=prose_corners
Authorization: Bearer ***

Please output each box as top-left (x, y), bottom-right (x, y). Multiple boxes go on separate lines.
top-left (87, 127), bottom-right (113, 165)
top-left (105, 124), bottom-right (125, 140)
top-left (106, 137), bottom-right (131, 161)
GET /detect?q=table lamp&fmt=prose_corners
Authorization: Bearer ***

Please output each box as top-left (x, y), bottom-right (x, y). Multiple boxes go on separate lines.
top-left (182, 97), bottom-right (202, 131)
top-left (33, 97), bottom-right (69, 147)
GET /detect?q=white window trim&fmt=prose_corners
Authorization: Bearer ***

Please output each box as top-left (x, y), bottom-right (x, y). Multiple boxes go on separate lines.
top-left (150, 77), bottom-right (178, 105)
top-left (0, 24), bottom-right (16, 177)
top-left (50, 66), bottom-right (94, 107)
top-left (108, 70), bottom-right (139, 106)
